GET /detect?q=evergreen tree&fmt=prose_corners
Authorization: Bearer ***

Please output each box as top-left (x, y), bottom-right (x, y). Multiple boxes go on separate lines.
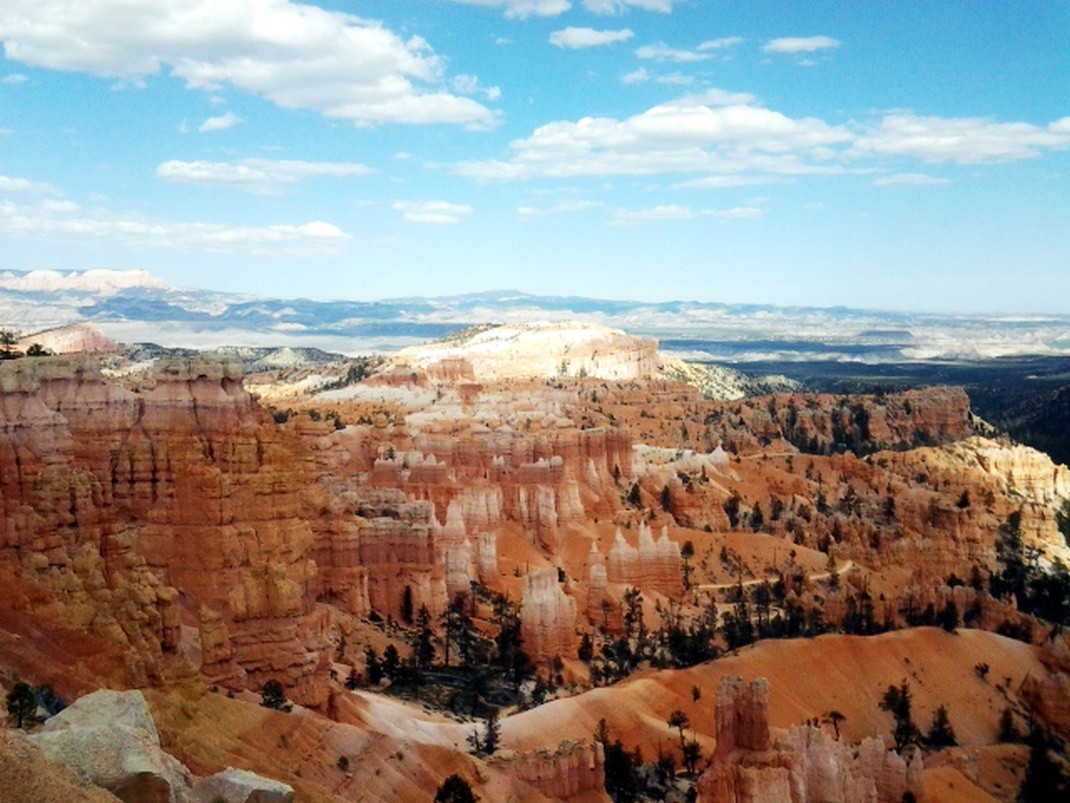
top-left (435, 774), bottom-right (478, 803)
top-left (6, 681), bottom-right (36, 728)
top-left (415, 604), bottom-right (435, 670)
top-left (364, 646), bottom-right (383, 685)
top-left (925, 704), bottom-right (957, 748)
top-left (879, 681), bottom-right (920, 752)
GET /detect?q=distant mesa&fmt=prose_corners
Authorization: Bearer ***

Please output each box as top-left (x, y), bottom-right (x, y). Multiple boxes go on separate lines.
top-left (384, 321), bottom-right (662, 382)
top-left (378, 320), bottom-right (798, 400)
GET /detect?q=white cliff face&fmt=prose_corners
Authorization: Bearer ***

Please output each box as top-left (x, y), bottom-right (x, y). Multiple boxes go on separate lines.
top-left (387, 321), bottom-right (661, 382)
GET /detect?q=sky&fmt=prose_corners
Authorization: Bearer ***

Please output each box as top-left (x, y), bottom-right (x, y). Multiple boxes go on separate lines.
top-left (0, 1), bottom-right (1068, 313)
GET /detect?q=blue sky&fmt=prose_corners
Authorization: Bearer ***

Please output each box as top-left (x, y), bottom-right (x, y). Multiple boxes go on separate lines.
top-left (1, 1), bottom-right (1068, 312)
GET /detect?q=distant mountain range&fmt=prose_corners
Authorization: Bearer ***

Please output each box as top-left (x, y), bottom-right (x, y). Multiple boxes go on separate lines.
top-left (2, 268), bottom-right (1069, 363)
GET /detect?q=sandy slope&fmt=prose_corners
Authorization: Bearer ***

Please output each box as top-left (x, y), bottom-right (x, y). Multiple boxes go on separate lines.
top-left (502, 628), bottom-right (1043, 756)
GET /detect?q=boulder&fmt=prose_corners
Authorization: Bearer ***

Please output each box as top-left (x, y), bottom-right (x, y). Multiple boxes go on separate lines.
top-left (192, 767), bottom-right (294, 803)
top-left (30, 689), bottom-right (191, 803)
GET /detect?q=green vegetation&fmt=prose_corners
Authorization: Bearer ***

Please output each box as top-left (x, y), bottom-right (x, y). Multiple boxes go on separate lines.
top-left (879, 681), bottom-right (921, 752)
top-left (6, 681), bottom-right (36, 728)
top-left (435, 774), bottom-right (478, 803)
top-left (260, 679), bottom-right (292, 712)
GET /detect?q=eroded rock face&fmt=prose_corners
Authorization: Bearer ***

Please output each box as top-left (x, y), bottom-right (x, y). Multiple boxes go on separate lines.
top-left (604, 523), bottom-right (683, 598)
top-left (493, 740), bottom-right (606, 800)
top-left (0, 356), bottom-right (328, 704)
top-left (714, 677), bottom-right (771, 757)
top-left (385, 322), bottom-right (663, 383)
top-left (701, 677), bottom-right (923, 803)
top-left (521, 568), bottom-right (577, 663)
top-left (29, 689), bottom-right (192, 803)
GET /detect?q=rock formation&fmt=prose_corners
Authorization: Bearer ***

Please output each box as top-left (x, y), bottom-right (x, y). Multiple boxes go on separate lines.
top-left (493, 739), bottom-right (606, 800)
top-left (0, 356), bottom-right (329, 703)
top-left (604, 523), bottom-right (683, 598)
top-left (29, 689), bottom-right (192, 802)
top-left (521, 568), bottom-right (577, 663)
top-left (385, 321), bottom-right (663, 382)
top-left (192, 767), bottom-right (295, 803)
top-left (700, 677), bottom-right (923, 803)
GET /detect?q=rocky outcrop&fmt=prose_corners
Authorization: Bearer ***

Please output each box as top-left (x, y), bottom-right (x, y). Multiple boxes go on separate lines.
top-left (714, 677), bottom-right (771, 757)
top-left (521, 568), bottom-right (577, 663)
top-left (604, 523), bottom-right (683, 598)
top-left (385, 322), bottom-right (663, 382)
top-left (701, 677), bottom-right (923, 803)
top-left (0, 356), bottom-right (329, 704)
top-left (493, 739), bottom-right (606, 800)
top-left (350, 488), bottom-right (447, 618)
top-left (30, 689), bottom-right (192, 803)
top-left (192, 767), bottom-right (295, 803)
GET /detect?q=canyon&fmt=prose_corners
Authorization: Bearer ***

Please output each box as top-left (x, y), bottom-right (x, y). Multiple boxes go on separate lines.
top-left (1, 321), bottom-right (1069, 801)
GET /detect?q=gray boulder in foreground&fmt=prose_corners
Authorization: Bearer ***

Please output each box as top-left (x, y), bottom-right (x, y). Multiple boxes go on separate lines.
top-left (192, 767), bottom-right (295, 803)
top-left (29, 689), bottom-right (192, 803)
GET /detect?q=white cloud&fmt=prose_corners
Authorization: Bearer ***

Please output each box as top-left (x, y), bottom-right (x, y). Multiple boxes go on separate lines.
top-left (612, 203), bottom-right (763, 225)
top-left (452, 73), bottom-right (502, 101)
top-left (449, 0), bottom-right (571, 18)
top-left (657, 72), bottom-right (693, 86)
top-left (763, 36), bottom-right (840, 54)
top-left (584, 0), bottom-right (676, 13)
top-left (621, 67), bottom-right (650, 84)
top-left (393, 201), bottom-right (473, 224)
top-left (873, 172), bottom-right (950, 186)
top-left (853, 114), bottom-right (1070, 164)
top-left (674, 175), bottom-right (790, 189)
top-left (706, 206), bottom-right (764, 219)
top-left (550, 27), bottom-right (633, 49)
top-left (612, 204), bottom-right (694, 224)
top-left (198, 112), bottom-right (242, 133)
top-left (455, 92), bottom-right (851, 181)
top-left (455, 90), bottom-right (1070, 184)
top-left (2, 73), bottom-right (28, 84)
top-left (0, 1), bottom-right (496, 128)
top-left (0, 174), bottom-right (59, 194)
top-left (518, 199), bottom-right (602, 216)
top-left (698, 37), bottom-right (743, 51)
top-left (156, 158), bottom-right (374, 193)
top-left (0, 196), bottom-right (349, 254)
top-left (635, 42), bottom-right (711, 62)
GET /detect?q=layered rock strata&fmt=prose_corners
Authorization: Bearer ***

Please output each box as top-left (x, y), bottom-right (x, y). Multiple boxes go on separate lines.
top-left (521, 568), bottom-right (577, 663)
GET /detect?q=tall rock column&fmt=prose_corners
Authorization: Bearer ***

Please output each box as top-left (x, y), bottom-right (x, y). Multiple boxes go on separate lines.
top-left (520, 568), bottom-right (577, 663)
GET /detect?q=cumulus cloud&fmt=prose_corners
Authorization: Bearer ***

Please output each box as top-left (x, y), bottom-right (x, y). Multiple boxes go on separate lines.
top-left (873, 173), bottom-right (950, 186)
top-left (156, 158), bottom-right (374, 193)
top-left (198, 112), bottom-right (242, 133)
top-left (763, 36), bottom-right (840, 54)
top-left (853, 114), bottom-right (1070, 163)
top-left (584, 0), bottom-right (676, 12)
top-left (393, 201), bottom-right (473, 224)
top-left (2, 73), bottom-right (28, 84)
top-left (635, 42), bottom-right (711, 62)
top-left (0, 0), bottom-right (496, 128)
top-left (455, 92), bottom-right (851, 181)
top-left (454, 89), bottom-right (1070, 185)
top-left (0, 195), bottom-right (349, 254)
top-left (449, 0), bottom-right (571, 18)
top-left (550, 27), bottom-right (633, 49)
